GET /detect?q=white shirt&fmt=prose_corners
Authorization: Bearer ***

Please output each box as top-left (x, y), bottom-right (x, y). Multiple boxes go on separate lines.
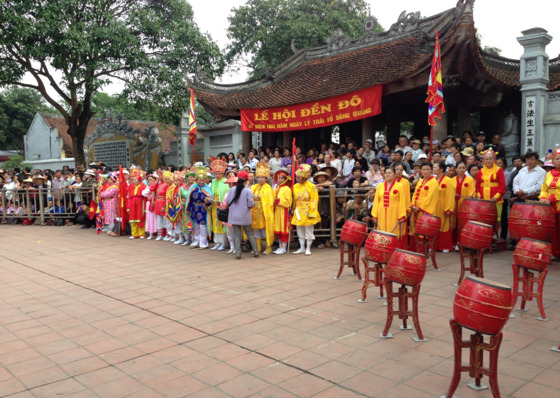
top-left (410, 148), bottom-right (425, 162)
top-left (331, 158), bottom-right (342, 175)
top-left (342, 158), bottom-right (355, 177)
top-left (513, 165), bottom-right (546, 197)
top-left (397, 145), bottom-right (413, 155)
top-left (269, 157), bottom-right (282, 174)
top-left (247, 158), bottom-right (258, 170)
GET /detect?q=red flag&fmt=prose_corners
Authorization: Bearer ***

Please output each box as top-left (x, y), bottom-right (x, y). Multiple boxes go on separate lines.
top-left (426, 31), bottom-right (445, 126)
top-left (118, 165), bottom-right (128, 231)
top-left (291, 138), bottom-right (298, 188)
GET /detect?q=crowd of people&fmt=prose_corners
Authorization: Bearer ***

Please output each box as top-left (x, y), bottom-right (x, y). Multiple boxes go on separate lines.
top-left (2, 130), bottom-right (560, 256)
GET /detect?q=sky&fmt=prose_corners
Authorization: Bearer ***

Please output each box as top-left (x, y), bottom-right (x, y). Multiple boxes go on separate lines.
top-left (20, 0), bottom-right (560, 99)
top-left (189, 0), bottom-right (560, 84)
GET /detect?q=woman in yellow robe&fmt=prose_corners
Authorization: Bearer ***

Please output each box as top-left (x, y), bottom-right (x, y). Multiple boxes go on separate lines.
top-left (371, 167), bottom-right (407, 248)
top-left (393, 161), bottom-right (411, 248)
top-left (273, 168), bottom-right (293, 254)
top-left (409, 162), bottom-right (440, 251)
top-left (292, 164), bottom-right (320, 255)
top-left (252, 162), bottom-right (275, 254)
top-left (539, 147), bottom-right (560, 257)
top-left (453, 161), bottom-right (475, 245)
top-left (433, 161), bottom-right (456, 252)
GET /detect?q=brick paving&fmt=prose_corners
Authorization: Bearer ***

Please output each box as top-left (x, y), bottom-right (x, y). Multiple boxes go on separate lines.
top-left (1, 225), bottom-right (560, 398)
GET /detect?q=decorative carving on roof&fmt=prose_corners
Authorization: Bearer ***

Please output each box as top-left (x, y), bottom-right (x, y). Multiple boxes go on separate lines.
top-left (291, 39), bottom-right (299, 55)
top-left (326, 29), bottom-right (351, 52)
top-left (363, 15), bottom-right (378, 34)
top-left (444, 74), bottom-right (462, 88)
top-left (389, 11), bottom-right (421, 34)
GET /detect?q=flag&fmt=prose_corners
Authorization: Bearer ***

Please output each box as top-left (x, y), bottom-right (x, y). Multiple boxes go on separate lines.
top-left (290, 138), bottom-right (298, 189)
top-left (426, 31), bottom-right (445, 126)
top-left (95, 190), bottom-right (104, 234)
top-left (189, 88), bottom-right (197, 146)
top-left (167, 194), bottom-right (182, 224)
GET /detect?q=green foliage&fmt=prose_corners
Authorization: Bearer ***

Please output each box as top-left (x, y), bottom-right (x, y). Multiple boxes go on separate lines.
top-left (226, 0), bottom-right (377, 78)
top-left (0, 0), bottom-right (225, 164)
top-left (0, 87), bottom-right (55, 150)
top-left (92, 92), bottom-right (159, 121)
top-left (1, 155), bottom-right (33, 171)
top-left (476, 33), bottom-right (502, 56)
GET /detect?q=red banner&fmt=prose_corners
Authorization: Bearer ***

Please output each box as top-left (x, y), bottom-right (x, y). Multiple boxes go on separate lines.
top-left (241, 85), bottom-right (382, 132)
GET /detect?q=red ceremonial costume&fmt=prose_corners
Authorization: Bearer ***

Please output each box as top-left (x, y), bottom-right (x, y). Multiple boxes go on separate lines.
top-left (128, 182), bottom-right (147, 237)
top-left (151, 181), bottom-right (169, 216)
top-left (409, 176), bottom-right (439, 251)
top-left (434, 175), bottom-right (456, 251)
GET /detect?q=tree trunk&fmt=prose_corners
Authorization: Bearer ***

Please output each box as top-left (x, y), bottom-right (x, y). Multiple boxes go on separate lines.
top-left (68, 118), bottom-right (89, 167)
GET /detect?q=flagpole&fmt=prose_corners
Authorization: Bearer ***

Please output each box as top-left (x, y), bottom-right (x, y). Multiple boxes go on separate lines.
top-left (428, 126), bottom-right (433, 162)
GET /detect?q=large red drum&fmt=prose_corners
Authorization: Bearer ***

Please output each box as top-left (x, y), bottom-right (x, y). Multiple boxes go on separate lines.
top-left (509, 202), bottom-right (555, 242)
top-left (364, 230), bottom-right (399, 263)
top-left (385, 249), bottom-right (427, 286)
top-left (453, 276), bottom-right (513, 335)
top-left (459, 221), bottom-right (494, 250)
top-left (513, 238), bottom-right (552, 272)
top-left (340, 220), bottom-right (368, 246)
top-left (415, 214), bottom-right (441, 237)
top-left (457, 199), bottom-right (497, 231)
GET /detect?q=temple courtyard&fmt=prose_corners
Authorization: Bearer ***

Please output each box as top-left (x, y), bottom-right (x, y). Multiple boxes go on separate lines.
top-left (1, 226), bottom-right (560, 398)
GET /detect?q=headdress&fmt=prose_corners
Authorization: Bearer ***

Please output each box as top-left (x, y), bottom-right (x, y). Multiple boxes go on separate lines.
top-left (255, 160), bottom-right (270, 178)
top-left (295, 164), bottom-right (311, 179)
top-left (210, 159), bottom-right (227, 174)
top-left (482, 149), bottom-right (497, 158)
top-left (274, 168), bottom-right (291, 184)
top-left (195, 166), bottom-right (207, 180)
top-left (129, 166), bottom-right (145, 181)
top-left (553, 148), bottom-right (560, 158)
top-left (173, 170), bottom-right (185, 180)
top-left (184, 170), bottom-right (196, 179)
top-left (162, 170), bottom-right (173, 180)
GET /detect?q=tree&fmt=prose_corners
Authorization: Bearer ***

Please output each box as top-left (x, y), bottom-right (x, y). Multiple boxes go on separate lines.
top-left (1, 155), bottom-right (33, 171)
top-left (226, 0), bottom-right (378, 78)
top-left (92, 92), bottom-right (158, 122)
top-left (0, 0), bottom-right (224, 165)
top-left (0, 87), bottom-right (55, 151)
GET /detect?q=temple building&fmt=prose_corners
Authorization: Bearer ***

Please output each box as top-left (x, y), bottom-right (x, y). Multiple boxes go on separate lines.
top-left (189, 0), bottom-right (560, 160)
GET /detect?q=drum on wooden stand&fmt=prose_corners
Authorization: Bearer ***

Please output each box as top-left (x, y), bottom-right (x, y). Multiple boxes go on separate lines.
top-left (513, 238), bottom-right (552, 272)
top-left (453, 276), bottom-right (513, 335)
top-left (385, 249), bottom-right (427, 287)
top-left (415, 214), bottom-right (441, 237)
top-left (459, 221), bottom-right (494, 250)
top-left (364, 230), bottom-right (399, 264)
top-left (340, 220), bottom-right (368, 246)
top-left (457, 199), bottom-right (497, 231)
top-left (509, 202), bottom-right (555, 242)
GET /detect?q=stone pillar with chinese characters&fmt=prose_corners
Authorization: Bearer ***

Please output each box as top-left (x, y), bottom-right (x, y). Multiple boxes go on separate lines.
top-left (176, 111), bottom-right (191, 167)
top-left (517, 28), bottom-right (552, 155)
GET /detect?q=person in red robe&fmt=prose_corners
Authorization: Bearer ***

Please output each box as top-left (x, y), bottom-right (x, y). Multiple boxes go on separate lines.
top-left (127, 169), bottom-right (147, 239)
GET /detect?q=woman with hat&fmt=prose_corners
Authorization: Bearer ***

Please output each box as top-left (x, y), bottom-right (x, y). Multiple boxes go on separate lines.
top-left (475, 149), bottom-right (506, 226)
top-left (223, 170), bottom-right (259, 259)
top-left (210, 159), bottom-right (230, 251)
top-left (292, 164), bottom-right (321, 255)
top-left (184, 166), bottom-right (213, 249)
top-left (99, 173), bottom-right (119, 236)
top-left (223, 173), bottom-right (239, 254)
top-left (272, 168), bottom-right (292, 254)
top-left (127, 169), bottom-right (147, 239)
top-left (32, 174), bottom-right (49, 214)
top-left (540, 148), bottom-right (560, 257)
top-left (251, 161), bottom-right (275, 255)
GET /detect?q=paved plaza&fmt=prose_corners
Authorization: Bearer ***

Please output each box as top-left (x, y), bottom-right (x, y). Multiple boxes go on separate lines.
top-left (1, 226), bottom-right (560, 397)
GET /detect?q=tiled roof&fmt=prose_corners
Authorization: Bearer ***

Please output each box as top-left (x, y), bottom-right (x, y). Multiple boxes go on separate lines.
top-left (39, 113), bottom-right (176, 156)
top-left (190, 0), bottom-right (548, 120)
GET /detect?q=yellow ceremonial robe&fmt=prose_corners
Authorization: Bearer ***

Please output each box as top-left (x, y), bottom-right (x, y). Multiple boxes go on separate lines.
top-left (292, 180), bottom-right (321, 226)
top-left (434, 175), bottom-right (456, 232)
top-left (274, 183), bottom-right (292, 235)
top-left (409, 176), bottom-right (439, 235)
top-left (251, 183), bottom-right (275, 246)
top-left (371, 180), bottom-right (407, 237)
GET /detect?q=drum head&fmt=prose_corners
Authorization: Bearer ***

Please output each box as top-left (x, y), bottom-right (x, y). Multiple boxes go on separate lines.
top-left (371, 230), bottom-right (397, 238)
top-left (395, 249), bottom-right (426, 257)
top-left (468, 221), bottom-right (493, 227)
top-left (465, 276), bottom-right (511, 290)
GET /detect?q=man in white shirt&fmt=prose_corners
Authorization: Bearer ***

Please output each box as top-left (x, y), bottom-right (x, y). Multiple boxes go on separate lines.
top-left (512, 152), bottom-right (546, 202)
top-left (363, 139), bottom-right (376, 166)
top-left (396, 135), bottom-right (412, 155)
top-left (247, 150), bottom-right (258, 171)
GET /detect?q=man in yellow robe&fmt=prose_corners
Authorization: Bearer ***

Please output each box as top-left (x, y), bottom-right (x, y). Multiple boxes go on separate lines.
top-left (273, 169), bottom-right (293, 255)
top-left (409, 162), bottom-right (440, 251)
top-left (252, 161), bottom-right (275, 254)
top-left (433, 161), bottom-right (456, 252)
top-left (371, 167), bottom-right (407, 247)
top-left (292, 164), bottom-right (320, 255)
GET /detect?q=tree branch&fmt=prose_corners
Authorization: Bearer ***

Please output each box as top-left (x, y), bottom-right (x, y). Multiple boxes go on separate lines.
top-left (38, 61), bottom-right (71, 103)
